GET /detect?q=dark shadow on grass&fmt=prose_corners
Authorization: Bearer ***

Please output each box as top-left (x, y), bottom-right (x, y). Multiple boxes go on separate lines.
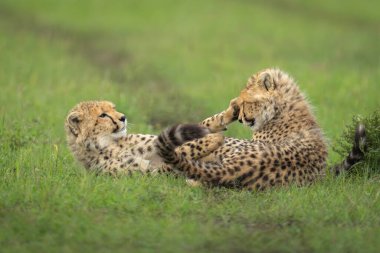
top-left (0, 5), bottom-right (208, 128)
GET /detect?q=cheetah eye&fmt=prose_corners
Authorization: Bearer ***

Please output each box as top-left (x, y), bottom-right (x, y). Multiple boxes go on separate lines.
top-left (99, 113), bottom-right (108, 118)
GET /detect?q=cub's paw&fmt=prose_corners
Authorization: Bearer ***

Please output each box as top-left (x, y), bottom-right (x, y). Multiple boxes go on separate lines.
top-left (205, 133), bottom-right (225, 152)
top-left (176, 132), bottom-right (224, 160)
top-left (225, 98), bottom-right (240, 123)
top-left (186, 179), bottom-right (202, 187)
top-left (207, 124), bottom-right (228, 133)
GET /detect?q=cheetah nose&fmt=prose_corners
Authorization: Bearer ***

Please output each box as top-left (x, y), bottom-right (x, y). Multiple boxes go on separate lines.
top-left (119, 115), bottom-right (126, 122)
top-left (238, 119), bottom-right (243, 123)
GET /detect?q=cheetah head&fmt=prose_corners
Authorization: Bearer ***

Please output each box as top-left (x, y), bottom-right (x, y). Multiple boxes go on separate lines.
top-left (65, 101), bottom-right (127, 148)
top-left (236, 68), bottom-right (284, 131)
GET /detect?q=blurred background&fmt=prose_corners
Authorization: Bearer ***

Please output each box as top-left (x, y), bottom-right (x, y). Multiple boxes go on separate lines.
top-left (0, 0), bottom-right (378, 145)
top-left (0, 1), bottom-right (379, 252)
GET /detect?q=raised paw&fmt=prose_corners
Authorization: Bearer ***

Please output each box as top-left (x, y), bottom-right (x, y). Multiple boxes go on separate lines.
top-left (225, 98), bottom-right (240, 122)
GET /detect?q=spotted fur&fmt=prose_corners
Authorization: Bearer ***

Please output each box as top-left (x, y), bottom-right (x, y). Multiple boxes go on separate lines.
top-left (157, 68), bottom-right (366, 190)
top-left (65, 101), bottom-right (223, 175)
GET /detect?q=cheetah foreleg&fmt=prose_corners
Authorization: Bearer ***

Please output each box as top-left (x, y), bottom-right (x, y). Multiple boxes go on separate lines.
top-left (200, 98), bottom-right (240, 133)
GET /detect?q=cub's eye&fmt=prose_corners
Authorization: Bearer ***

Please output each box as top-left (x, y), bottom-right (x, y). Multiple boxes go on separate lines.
top-left (99, 113), bottom-right (108, 118)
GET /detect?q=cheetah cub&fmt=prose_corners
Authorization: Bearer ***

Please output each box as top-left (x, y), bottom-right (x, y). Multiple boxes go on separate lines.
top-left (157, 68), bottom-right (366, 190)
top-left (65, 101), bottom-right (223, 175)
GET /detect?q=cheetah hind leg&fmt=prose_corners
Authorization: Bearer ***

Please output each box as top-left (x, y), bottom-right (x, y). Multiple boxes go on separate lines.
top-left (158, 133), bottom-right (223, 174)
top-left (176, 133), bottom-right (224, 187)
top-left (175, 133), bottom-right (224, 160)
top-left (156, 124), bottom-right (224, 187)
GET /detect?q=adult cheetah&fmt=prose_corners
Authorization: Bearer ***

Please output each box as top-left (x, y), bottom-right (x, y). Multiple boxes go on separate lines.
top-left (156, 68), bottom-right (366, 190)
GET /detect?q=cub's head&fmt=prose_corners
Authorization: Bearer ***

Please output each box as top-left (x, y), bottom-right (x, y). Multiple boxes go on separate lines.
top-left (65, 101), bottom-right (127, 146)
top-left (235, 68), bottom-right (294, 131)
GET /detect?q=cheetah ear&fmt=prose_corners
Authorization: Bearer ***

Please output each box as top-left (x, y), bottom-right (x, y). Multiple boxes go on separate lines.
top-left (261, 73), bottom-right (275, 91)
top-left (66, 112), bottom-right (82, 137)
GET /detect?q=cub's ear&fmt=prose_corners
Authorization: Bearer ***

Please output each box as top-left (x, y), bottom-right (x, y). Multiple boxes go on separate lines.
top-left (260, 73), bottom-right (275, 91)
top-left (66, 111), bottom-right (82, 137)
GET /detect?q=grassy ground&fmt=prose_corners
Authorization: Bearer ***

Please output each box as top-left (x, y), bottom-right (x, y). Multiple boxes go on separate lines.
top-left (0, 0), bottom-right (379, 252)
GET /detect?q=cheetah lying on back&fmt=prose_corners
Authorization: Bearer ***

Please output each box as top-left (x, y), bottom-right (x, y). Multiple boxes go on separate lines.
top-left (65, 101), bottom-right (223, 175)
top-left (157, 68), bottom-right (366, 190)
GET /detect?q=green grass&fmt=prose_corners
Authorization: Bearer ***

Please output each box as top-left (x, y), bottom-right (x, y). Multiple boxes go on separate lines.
top-left (334, 110), bottom-right (380, 175)
top-left (0, 0), bottom-right (379, 252)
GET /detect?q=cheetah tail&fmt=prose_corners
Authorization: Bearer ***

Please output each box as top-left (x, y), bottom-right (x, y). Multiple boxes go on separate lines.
top-left (155, 124), bottom-right (210, 165)
top-left (331, 124), bottom-right (367, 175)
